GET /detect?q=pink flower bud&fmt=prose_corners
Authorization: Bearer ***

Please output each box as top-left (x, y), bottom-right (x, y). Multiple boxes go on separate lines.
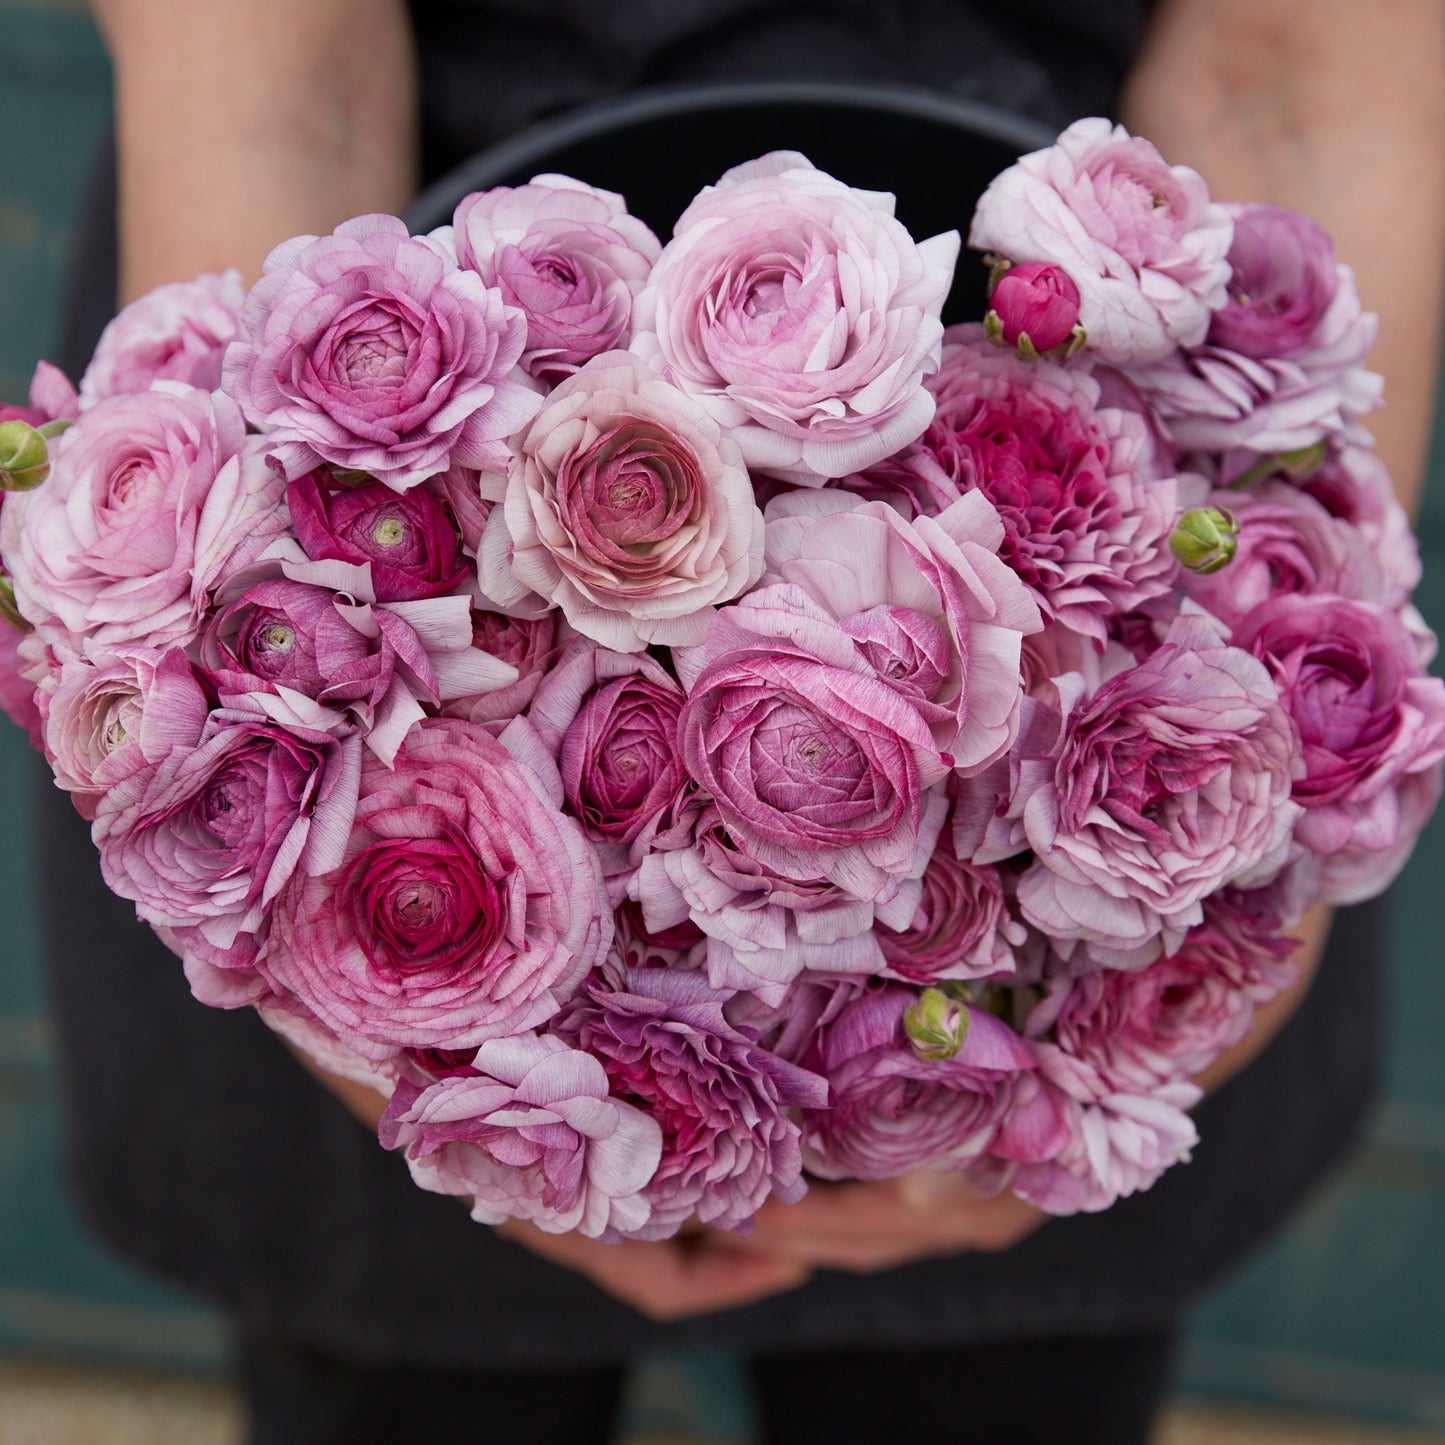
top-left (986, 262), bottom-right (1082, 355)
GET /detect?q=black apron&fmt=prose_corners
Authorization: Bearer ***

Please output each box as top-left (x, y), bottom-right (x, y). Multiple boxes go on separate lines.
top-left (39, 0), bottom-right (1386, 1370)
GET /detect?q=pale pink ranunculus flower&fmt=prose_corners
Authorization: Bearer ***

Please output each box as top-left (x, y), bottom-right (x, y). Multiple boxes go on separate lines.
top-left (447, 174), bottom-right (661, 383)
top-left (379, 1032), bottom-right (662, 1239)
top-left (79, 270), bottom-right (246, 407)
top-left (632, 151), bottom-right (958, 485)
top-left (762, 486), bottom-right (1041, 773)
top-left (968, 118), bottom-right (1233, 365)
top-left (0, 385), bottom-right (290, 654)
top-left (223, 215), bottom-right (540, 489)
top-left (480, 350), bottom-right (762, 652)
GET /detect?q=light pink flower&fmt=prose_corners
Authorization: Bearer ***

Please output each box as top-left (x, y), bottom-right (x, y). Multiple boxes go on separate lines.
top-left (260, 716), bottom-right (609, 1060)
top-left (1, 386), bottom-right (289, 652)
top-left (449, 174), bottom-right (660, 382)
top-left (969, 118), bottom-right (1233, 364)
top-left (79, 270), bottom-right (245, 406)
top-left (763, 486), bottom-right (1041, 771)
top-left (632, 151), bottom-right (958, 484)
top-left (223, 215), bottom-right (539, 488)
top-left (380, 1033), bottom-right (662, 1238)
top-left (1013, 611), bottom-right (1302, 958)
top-left (480, 350), bottom-right (762, 651)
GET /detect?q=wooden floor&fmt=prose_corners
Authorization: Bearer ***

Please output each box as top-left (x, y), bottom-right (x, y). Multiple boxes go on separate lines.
top-left (2, 1358), bottom-right (1444, 1445)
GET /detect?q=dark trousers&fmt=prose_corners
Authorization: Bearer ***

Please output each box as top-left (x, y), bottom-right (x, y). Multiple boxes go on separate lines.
top-left (241, 1328), bottom-right (1176, 1445)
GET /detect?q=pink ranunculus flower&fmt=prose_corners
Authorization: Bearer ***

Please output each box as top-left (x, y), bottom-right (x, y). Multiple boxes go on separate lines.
top-left (987, 261), bottom-right (1081, 352)
top-left (968, 118), bottom-right (1233, 365)
top-left (440, 608), bottom-right (563, 729)
top-left (480, 350), bottom-right (762, 652)
top-left (79, 270), bottom-right (246, 406)
top-left (633, 796), bottom-right (943, 1005)
top-left (1013, 611), bottom-right (1302, 960)
top-left (567, 968), bottom-right (828, 1237)
top-left (260, 716), bottom-right (610, 1060)
top-left (876, 829), bottom-right (1025, 984)
top-left (528, 640), bottom-right (694, 898)
top-left (448, 174), bottom-right (661, 383)
top-left (763, 486), bottom-right (1041, 772)
top-left (795, 983), bottom-right (1053, 1181)
top-left (223, 215), bottom-right (540, 489)
top-left (1, 386), bottom-right (290, 652)
top-left (379, 1033), bottom-right (662, 1239)
top-left (680, 584), bottom-right (952, 906)
top-left (1181, 480), bottom-right (1382, 628)
top-left (1233, 595), bottom-right (1445, 904)
top-left (632, 151), bottom-right (959, 485)
top-left (607, 898), bottom-right (707, 988)
top-left (288, 471), bottom-right (470, 601)
top-left (890, 325), bottom-right (1179, 643)
top-left (40, 643), bottom-right (176, 818)
top-left (92, 685), bottom-right (361, 969)
top-left (1006, 1076), bottom-right (1200, 1214)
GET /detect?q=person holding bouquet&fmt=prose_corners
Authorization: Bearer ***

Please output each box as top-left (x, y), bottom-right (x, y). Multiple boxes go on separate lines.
top-left (29, 0), bottom-right (1443, 1441)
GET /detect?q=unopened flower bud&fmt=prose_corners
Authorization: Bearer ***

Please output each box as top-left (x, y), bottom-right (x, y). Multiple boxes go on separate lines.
top-left (904, 987), bottom-right (970, 1061)
top-left (0, 420), bottom-right (52, 491)
top-left (1170, 506), bottom-right (1241, 574)
top-left (985, 261), bottom-right (1084, 358)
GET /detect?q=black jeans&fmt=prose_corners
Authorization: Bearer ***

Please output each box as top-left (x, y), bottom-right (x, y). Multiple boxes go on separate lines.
top-left (241, 1328), bottom-right (1176, 1445)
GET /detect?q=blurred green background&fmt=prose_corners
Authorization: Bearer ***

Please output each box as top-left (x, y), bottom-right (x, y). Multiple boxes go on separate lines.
top-left (0, 1), bottom-right (1442, 1436)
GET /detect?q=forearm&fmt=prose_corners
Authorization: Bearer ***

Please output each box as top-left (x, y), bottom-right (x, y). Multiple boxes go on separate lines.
top-left (93, 0), bottom-right (420, 303)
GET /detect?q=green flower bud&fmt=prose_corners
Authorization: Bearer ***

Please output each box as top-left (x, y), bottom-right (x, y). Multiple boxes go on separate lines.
top-left (1169, 506), bottom-right (1241, 575)
top-left (0, 420), bottom-right (52, 491)
top-left (904, 987), bottom-right (970, 1061)
top-left (0, 572), bottom-right (29, 632)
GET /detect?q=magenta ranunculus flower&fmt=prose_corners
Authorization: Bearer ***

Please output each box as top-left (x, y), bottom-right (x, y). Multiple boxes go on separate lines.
top-left (680, 584), bottom-right (952, 906)
top-left (449, 174), bottom-right (661, 382)
top-left (568, 967), bottom-right (828, 1237)
top-left (1013, 611), bottom-right (1302, 959)
top-left (632, 151), bottom-right (958, 484)
top-left (888, 326), bottom-right (1179, 643)
top-left (380, 1032), bottom-right (663, 1238)
top-left (763, 486), bottom-right (1041, 771)
top-left (260, 716), bottom-right (610, 1060)
top-left (480, 350), bottom-right (762, 652)
top-left (1234, 594), bottom-right (1445, 903)
top-left (288, 471), bottom-right (469, 601)
top-left (223, 215), bottom-right (540, 489)
top-left (969, 118), bottom-right (1233, 365)
top-left (79, 270), bottom-right (246, 406)
top-left (987, 261), bottom-right (1082, 353)
top-left (1, 386), bottom-right (290, 652)
top-left (795, 983), bottom-right (1052, 1181)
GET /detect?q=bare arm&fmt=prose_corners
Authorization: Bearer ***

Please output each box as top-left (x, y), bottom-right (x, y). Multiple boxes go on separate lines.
top-left (93, 0), bottom-right (420, 302)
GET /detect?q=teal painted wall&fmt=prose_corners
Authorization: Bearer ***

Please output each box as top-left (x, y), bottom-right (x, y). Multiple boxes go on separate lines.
top-left (0, 1), bottom-right (1442, 1432)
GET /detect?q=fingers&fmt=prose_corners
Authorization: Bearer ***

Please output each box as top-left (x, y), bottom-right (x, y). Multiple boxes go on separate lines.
top-left (496, 1221), bottom-right (812, 1322)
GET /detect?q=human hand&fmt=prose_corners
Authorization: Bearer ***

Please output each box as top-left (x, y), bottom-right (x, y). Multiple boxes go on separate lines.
top-left (715, 1172), bottom-right (1047, 1274)
top-left (496, 1219), bottom-right (812, 1322)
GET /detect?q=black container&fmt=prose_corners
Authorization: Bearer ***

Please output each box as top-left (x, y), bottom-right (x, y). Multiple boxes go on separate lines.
top-left (406, 82), bottom-right (1053, 324)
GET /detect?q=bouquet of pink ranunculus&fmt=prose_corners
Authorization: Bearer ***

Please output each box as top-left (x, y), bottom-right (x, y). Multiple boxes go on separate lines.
top-left (2, 118), bottom-right (1442, 1238)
